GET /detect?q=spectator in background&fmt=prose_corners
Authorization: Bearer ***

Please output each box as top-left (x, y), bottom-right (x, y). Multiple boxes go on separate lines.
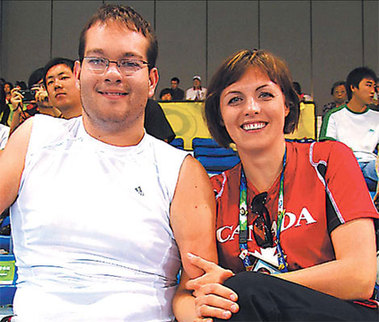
top-left (368, 84), bottom-right (379, 111)
top-left (293, 81), bottom-right (313, 102)
top-left (0, 84), bottom-right (9, 125)
top-left (43, 57), bottom-right (82, 119)
top-left (159, 77), bottom-right (184, 101)
top-left (3, 82), bottom-right (13, 104)
top-left (14, 81), bottom-right (27, 90)
top-left (322, 81), bottom-right (347, 117)
top-left (9, 67), bottom-right (62, 134)
top-left (159, 88), bottom-right (173, 101)
top-left (170, 77), bottom-right (184, 100)
top-left (320, 67), bottom-right (378, 192)
top-left (186, 75), bottom-right (207, 101)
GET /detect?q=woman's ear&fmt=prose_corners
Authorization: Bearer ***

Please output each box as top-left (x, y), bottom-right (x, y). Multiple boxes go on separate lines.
top-left (284, 104), bottom-right (290, 117)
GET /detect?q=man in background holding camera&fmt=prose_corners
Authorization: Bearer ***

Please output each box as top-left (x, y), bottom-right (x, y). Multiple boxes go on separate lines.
top-left (9, 58), bottom-right (81, 134)
top-left (9, 67), bottom-right (62, 134)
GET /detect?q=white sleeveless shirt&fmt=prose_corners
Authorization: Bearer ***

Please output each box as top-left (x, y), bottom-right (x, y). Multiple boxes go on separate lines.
top-left (11, 115), bottom-right (188, 321)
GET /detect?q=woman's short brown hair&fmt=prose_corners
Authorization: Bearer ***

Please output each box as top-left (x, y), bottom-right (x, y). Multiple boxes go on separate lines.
top-left (205, 49), bottom-right (300, 148)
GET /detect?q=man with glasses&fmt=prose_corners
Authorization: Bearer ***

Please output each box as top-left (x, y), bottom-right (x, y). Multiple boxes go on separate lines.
top-left (0, 4), bottom-right (216, 320)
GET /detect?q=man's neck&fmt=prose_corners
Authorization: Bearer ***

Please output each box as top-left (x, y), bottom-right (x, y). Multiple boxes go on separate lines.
top-left (347, 98), bottom-right (367, 113)
top-left (61, 104), bottom-right (82, 119)
top-left (82, 113), bottom-right (145, 147)
top-left (38, 106), bottom-right (62, 118)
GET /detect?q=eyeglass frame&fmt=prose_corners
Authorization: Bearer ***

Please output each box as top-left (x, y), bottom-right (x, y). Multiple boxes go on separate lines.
top-left (251, 192), bottom-right (274, 248)
top-left (82, 56), bottom-right (151, 76)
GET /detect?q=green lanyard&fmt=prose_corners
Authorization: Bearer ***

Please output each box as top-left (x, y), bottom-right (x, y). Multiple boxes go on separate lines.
top-left (238, 148), bottom-right (288, 272)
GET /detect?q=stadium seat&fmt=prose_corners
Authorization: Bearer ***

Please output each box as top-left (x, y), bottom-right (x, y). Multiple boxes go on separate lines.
top-left (0, 254), bottom-right (17, 306)
top-left (192, 138), bottom-right (240, 174)
top-left (0, 237), bottom-right (10, 253)
top-left (170, 137), bottom-right (184, 150)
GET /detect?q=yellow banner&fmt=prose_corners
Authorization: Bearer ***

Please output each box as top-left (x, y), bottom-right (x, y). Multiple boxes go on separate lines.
top-left (284, 102), bottom-right (316, 140)
top-left (160, 101), bottom-right (315, 150)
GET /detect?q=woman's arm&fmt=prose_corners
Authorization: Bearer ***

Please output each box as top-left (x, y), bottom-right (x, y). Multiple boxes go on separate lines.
top-left (187, 217), bottom-right (377, 319)
top-left (277, 217), bottom-right (377, 300)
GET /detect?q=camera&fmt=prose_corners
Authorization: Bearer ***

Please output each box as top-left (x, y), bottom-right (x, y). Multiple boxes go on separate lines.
top-left (20, 89), bottom-right (36, 103)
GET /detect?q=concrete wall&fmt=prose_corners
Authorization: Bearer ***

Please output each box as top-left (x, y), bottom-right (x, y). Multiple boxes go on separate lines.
top-left (0, 0), bottom-right (377, 114)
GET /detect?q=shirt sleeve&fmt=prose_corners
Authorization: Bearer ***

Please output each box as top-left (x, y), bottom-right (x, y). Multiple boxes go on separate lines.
top-left (319, 112), bottom-right (337, 140)
top-left (323, 141), bottom-right (379, 232)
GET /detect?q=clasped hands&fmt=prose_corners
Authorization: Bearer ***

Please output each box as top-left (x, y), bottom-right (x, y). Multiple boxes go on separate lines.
top-left (186, 253), bottom-right (239, 321)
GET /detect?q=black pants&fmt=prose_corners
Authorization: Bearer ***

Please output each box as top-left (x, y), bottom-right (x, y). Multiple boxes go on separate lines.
top-left (215, 272), bottom-right (378, 322)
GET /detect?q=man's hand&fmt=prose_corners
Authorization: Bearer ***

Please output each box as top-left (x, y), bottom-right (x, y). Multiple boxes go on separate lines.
top-left (10, 88), bottom-right (23, 111)
top-left (34, 87), bottom-right (50, 108)
top-left (186, 253), bottom-right (239, 320)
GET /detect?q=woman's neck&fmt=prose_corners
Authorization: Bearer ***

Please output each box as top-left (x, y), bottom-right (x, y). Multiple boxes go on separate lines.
top-left (238, 140), bottom-right (286, 192)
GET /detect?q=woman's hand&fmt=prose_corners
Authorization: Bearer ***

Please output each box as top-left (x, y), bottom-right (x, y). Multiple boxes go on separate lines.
top-left (186, 253), bottom-right (239, 320)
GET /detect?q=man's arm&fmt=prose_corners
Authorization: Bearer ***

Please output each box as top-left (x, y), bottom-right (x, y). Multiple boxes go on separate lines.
top-left (0, 118), bottom-right (33, 213)
top-left (170, 155), bottom-right (218, 321)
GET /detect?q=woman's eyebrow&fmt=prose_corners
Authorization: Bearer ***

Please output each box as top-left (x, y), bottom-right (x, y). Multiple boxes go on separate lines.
top-left (256, 84), bottom-right (270, 91)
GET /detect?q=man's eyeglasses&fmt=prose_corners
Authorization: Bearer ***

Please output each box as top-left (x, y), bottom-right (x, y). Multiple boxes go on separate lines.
top-left (83, 57), bottom-right (150, 76)
top-left (251, 192), bottom-right (273, 248)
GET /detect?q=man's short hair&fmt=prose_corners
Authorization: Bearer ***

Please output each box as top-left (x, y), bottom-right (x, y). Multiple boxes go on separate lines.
top-left (43, 57), bottom-right (75, 88)
top-left (159, 88), bottom-right (173, 99)
top-left (346, 67), bottom-right (377, 100)
top-left (78, 4), bottom-right (158, 70)
top-left (330, 81), bottom-right (346, 95)
top-left (171, 77), bottom-right (180, 84)
top-left (28, 68), bottom-right (45, 88)
top-left (3, 81), bottom-right (13, 90)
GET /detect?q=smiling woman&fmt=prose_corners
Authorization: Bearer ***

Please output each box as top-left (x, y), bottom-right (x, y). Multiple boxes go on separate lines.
top-left (180, 49), bottom-right (379, 322)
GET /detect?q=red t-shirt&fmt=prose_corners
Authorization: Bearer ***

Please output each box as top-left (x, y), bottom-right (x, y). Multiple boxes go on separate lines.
top-left (211, 140), bottom-right (379, 273)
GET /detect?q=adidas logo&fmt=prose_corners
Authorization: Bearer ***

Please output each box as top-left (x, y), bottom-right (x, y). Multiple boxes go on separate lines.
top-left (135, 186), bottom-right (144, 196)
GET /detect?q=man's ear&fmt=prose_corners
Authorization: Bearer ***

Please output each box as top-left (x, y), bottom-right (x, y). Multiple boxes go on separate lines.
top-left (148, 67), bottom-right (159, 98)
top-left (74, 60), bottom-right (81, 89)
